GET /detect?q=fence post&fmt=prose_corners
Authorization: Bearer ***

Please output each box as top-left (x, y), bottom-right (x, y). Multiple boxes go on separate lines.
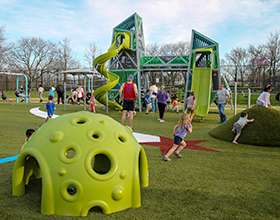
top-left (234, 82), bottom-right (237, 115)
top-left (84, 77), bottom-right (87, 111)
top-left (247, 88), bottom-right (251, 109)
top-left (64, 82), bottom-right (66, 111)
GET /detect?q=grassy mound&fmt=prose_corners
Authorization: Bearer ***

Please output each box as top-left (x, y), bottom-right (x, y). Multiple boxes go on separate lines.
top-left (209, 107), bottom-right (280, 146)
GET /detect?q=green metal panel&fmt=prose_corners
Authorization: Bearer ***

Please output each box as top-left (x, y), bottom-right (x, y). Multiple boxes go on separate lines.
top-left (142, 56), bottom-right (154, 65)
top-left (214, 52), bottom-right (218, 69)
top-left (192, 32), bottom-right (215, 50)
top-left (181, 56), bottom-right (189, 63)
top-left (111, 70), bottom-right (137, 85)
top-left (133, 34), bottom-right (136, 50)
top-left (145, 57), bottom-right (164, 65)
top-left (190, 53), bottom-right (194, 69)
top-left (168, 56), bottom-right (187, 65)
top-left (115, 15), bottom-right (136, 31)
top-left (137, 15), bottom-right (142, 32)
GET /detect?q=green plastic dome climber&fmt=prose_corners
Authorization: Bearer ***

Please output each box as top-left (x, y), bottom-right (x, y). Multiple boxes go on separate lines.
top-left (12, 111), bottom-right (149, 216)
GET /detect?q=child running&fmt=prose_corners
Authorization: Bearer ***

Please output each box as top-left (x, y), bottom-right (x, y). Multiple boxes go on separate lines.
top-left (171, 97), bottom-right (179, 113)
top-left (145, 89), bottom-right (152, 115)
top-left (186, 91), bottom-right (196, 122)
top-left (163, 113), bottom-right (193, 161)
top-left (44, 95), bottom-right (56, 123)
top-left (89, 98), bottom-right (96, 113)
top-left (232, 111), bottom-right (254, 144)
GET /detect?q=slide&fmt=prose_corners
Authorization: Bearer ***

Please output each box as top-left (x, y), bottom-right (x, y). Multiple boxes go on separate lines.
top-left (93, 32), bottom-right (131, 110)
top-left (190, 49), bottom-right (213, 117)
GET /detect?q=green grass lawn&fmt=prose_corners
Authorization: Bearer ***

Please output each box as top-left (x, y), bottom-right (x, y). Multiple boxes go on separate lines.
top-left (0, 102), bottom-right (280, 219)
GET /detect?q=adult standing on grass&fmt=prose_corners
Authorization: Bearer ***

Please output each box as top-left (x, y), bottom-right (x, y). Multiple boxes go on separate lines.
top-left (119, 74), bottom-right (138, 129)
top-left (38, 85), bottom-right (44, 103)
top-left (56, 82), bottom-right (64, 104)
top-left (149, 82), bottom-right (158, 113)
top-left (215, 84), bottom-right (230, 124)
top-left (156, 85), bottom-right (169, 122)
top-left (256, 84), bottom-right (272, 108)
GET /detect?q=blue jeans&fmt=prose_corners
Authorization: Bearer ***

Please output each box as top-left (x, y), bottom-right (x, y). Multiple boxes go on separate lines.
top-left (218, 103), bottom-right (227, 122)
top-left (151, 97), bottom-right (157, 113)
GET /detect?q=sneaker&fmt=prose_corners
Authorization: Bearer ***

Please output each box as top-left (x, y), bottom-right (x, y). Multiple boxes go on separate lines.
top-left (146, 113), bottom-right (148, 115)
top-left (163, 156), bottom-right (171, 161)
top-left (157, 119), bottom-right (161, 121)
top-left (218, 121), bottom-right (223, 124)
top-left (173, 152), bottom-right (182, 158)
top-left (223, 118), bottom-right (228, 123)
top-left (159, 119), bottom-right (165, 122)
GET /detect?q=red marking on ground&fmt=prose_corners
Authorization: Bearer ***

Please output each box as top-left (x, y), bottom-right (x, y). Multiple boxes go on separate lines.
top-left (140, 136), bottom-right (220, 155)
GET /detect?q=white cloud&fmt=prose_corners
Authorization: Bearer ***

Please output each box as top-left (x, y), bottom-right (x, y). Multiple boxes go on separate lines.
top-left (0, 0), bottom-right (279, 65)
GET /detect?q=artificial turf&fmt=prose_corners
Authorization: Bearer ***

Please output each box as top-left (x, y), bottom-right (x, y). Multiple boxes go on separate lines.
top-left (0, 102), bottom-right (280, 219)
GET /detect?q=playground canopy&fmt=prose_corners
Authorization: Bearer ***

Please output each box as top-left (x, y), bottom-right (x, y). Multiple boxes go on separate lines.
top-left (57, 68), bottom-right (95, 111)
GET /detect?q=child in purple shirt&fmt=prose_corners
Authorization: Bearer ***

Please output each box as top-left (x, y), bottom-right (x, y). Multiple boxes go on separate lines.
top-left (163, 113), bottom-right (193, 161)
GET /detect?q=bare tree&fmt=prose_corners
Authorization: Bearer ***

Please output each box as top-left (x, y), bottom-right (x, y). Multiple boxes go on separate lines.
top-left (264, 30), bottom-right (280, 87)
top-left (84, 42), bottom-right (102, 70)
top-left (247, 44), bottom-right (268, 87)
top-left (225, 47), bottom-right (249, 86)
top-left (57, 37), bottom-right (80, 71)
top-left (145, 43), bottom-right (160, 56)
top-left (159, 41), bottom-right (190, 56)
top-left (0, 26), bottom-right (10, 70)
top-left (8, 37), bottom-right (58, 87)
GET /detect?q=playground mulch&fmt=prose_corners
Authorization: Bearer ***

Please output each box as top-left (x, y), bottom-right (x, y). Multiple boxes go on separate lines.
top-left (0, 102), bottom-right (280, 219)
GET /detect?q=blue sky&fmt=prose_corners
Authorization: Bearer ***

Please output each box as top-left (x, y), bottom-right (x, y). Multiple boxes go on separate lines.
top-left (0, 0), bottom-right (279, 67)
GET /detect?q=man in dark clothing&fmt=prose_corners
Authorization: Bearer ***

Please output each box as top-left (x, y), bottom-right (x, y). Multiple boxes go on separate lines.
top-left (56, 82), bottom-right (64, 104)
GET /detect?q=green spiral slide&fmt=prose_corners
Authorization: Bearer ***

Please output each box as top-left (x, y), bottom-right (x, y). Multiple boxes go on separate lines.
top-left (191, 48), bottom-right (213, 117)
top-left (93, 32), bottom-right (131, 110)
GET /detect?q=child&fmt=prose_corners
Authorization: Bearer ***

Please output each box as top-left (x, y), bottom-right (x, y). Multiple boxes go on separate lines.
top-left (232, 112), bottom-right (254, 144)
top-left (49, 88), bottom-right (55, 102)
top-left (166, 90), bottom-right (171, 111)
top-left (171, 97), bottom-right (179, 113)
top-left (163, 113), bottom-right (193, 161)
top-left (89, 98), bottom-right (96, 113)
top-left (44, 95), bottom-right (56, 123)
top-left (145, 89), bottom-right (152, 115)
top-left (21, 129), bottom-right (35, 151)
top-left (186, 91), bottom-right (196, 122)
top-left (1, 90), bottom-right (11, 102)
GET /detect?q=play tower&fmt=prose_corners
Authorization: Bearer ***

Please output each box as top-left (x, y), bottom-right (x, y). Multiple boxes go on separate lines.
top-left (94, 13), bottom-right (145, 110)
top-left (94, 13), bottom-right (220, 116)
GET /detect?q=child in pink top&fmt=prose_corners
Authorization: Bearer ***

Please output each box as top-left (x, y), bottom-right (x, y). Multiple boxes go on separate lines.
top-left (186, 91), bottom-right (196, 122)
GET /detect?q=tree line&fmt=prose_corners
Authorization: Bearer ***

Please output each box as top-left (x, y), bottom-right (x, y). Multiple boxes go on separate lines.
top-left (1, 25), bottom-right (279, 91)
top-left (0, 26), bottom-right (102, 89)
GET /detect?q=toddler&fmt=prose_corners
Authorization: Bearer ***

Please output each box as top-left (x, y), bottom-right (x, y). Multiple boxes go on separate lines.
top-left (232, 112), bottom-right (254, 144)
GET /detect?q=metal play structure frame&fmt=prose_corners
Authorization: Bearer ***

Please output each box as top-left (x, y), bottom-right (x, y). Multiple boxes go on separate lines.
top-left (0, 72), bottom-right (28, 103)
top-left (94, 13), bottom-right (223, 115)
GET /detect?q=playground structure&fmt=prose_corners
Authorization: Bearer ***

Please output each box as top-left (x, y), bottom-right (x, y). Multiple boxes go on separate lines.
top-left (93, 13), bottom-right (221, 118)
top-left (190, 48), bottom-right (213, 117)
top-left (13, 111), bottom-right (149, 216)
